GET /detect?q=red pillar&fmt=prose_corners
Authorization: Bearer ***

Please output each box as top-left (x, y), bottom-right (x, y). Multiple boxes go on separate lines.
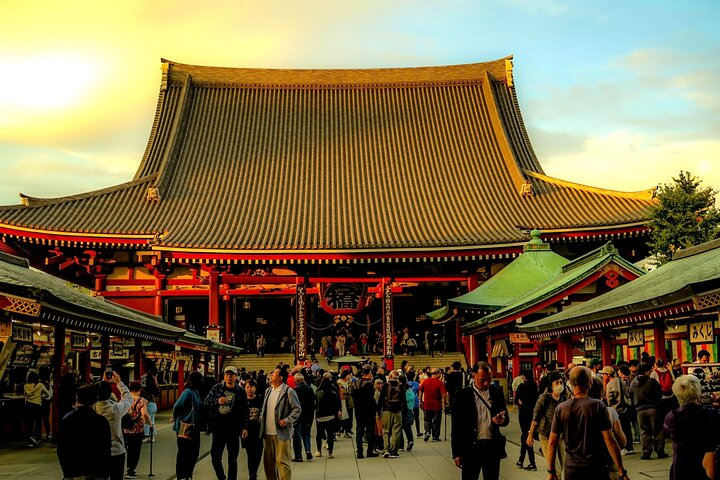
top-left (557, 336), bottom-right (573, 367)
top-left (224, 296), bottom-right (232, 345)
top-left (154, 273), bottom-right (166, 317)
top-left (467, 273), bottom-right (479, 292)
top-left (601, 333), bottom-right (613, 367)
top-left (94, 274), bottom-right (106, 292)
top-left (51, 324), bottom-right (65, 441)
top-left (654, 320), bottom-right (667, 361)
top-left (512, 343), bottom-right (520, 379)
top-left (208, 270), bottom-right (220, 327)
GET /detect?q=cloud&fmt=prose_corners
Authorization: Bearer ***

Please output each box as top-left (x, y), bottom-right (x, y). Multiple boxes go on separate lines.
top-left (542, 130), bottom-right (720, 194)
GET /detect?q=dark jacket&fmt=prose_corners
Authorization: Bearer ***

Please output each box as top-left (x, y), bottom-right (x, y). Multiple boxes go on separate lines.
top-left (377, 379), bottom-right (407, 415)
top-left (316, 384), bottom-right (341, 419)
top-left (352, 378), bottom-right (376, 419)
top-left (204, 382), bottom-right (248, 435)
top-left (57, 406), bottom-right (112, 478)
top-left (295, 382), bottom-right (316, 425)
top-left (451, 384), bottom-right (509, 460)
top-left (630, 375), bottom-right (662, 411)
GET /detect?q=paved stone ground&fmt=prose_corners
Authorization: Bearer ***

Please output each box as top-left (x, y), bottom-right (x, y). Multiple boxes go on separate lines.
top-left (0, 408), bottom-right (672, 479)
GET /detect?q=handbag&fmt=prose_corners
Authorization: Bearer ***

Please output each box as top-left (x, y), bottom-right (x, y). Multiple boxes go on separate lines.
top-left (374, 416), bottom-right (384, 436)
top-left (341, 399), bottom-right (350, 421)
top-left (178, 396), bottom-right (196, 439)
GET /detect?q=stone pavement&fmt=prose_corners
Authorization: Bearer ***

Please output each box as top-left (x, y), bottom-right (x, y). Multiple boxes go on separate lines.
top-left (0, 408), bottom-right (672, 479)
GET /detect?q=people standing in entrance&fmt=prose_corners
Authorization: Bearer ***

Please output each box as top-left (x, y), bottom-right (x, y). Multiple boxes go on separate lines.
top-left (96, 371), bottom-right (134, 480)
top-left (57, 384), bottom-right (112, 480)
top-left (242, 379), bottom-right (264, 480)
top-left (256, 335), bottom-right (266, 357)
top-left (451, 361), bottom-right (509, 480)
top-left (23, 371), bottom-right (49, 447)
top-left (546, 367), bottom-right (629, 480)
top-left (122, 381), bottom-right (152, 479)
top-left (630, 362), bottom-right (667, 460)
top-left (419, 368), bottom-right (447, 442)
top-left (314, 374), bottom-right (341, 458)
top-left (141, 365), bottom-right (159, 443)
top-left (260, 367), bottom-right (301, 480)
top-left (514, 370), bottom-right (538, 471)
top-left (205, 365), bottom-right (249, 480)
top-left (172, 371), bottom-right (204, 480)
top-left (527, 371), bottom-right (568, 478)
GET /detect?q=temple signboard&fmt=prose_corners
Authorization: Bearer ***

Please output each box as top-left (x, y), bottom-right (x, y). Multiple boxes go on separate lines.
top-left (295, 283), bottom-right (308, 360)
top-left (383, 282), bottom-right (393, 359)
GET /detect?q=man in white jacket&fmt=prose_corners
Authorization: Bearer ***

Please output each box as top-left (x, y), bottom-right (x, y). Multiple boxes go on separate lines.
top-left (96, 371), bottom-right (134, 480)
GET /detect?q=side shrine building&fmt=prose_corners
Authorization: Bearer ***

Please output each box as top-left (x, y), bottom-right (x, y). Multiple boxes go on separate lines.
top-left (0, 56), bottom-right (656, 370)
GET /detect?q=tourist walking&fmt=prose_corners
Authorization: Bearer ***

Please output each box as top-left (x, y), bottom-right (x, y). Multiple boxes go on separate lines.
top-left (378, 370), bottom-right (405, 458)
top-left (630, 363), bottom-right (667, 460)
top-left (353, 367), bottom-right (379, 458)
top-left (419, 368), bottom-right (447, 441)
top-left (260, 368), bottom-right (301, 480)
top-left (172, 371), bottom-right (204, 480)
top-left (122, 381), bottom-right (152, 479)
top-left (314, 374), bottom-right (341, 458)
top-left (242, 379), bottom-right (264, 480)
top-left (292, 373), bottom-right (315, 462)
top-left (514, 370), bottom-right (538, 471)
top-left (451, 361), bottom-right (509, 480)
top-left (205, 365), bottom-right (249, 480)
top-left (527, 371), bottom-right (568, 478)
top-left (546, 367), bottom-right (629, 480)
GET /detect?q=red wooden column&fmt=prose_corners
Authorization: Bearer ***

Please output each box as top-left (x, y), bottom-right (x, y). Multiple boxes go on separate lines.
top-left (654, 320), bottom-right (667, 361)
top-left (154, 273), bottom-right (166, 317)
top-left (133, 338), bottom-right (143, 380)
top-left (51, 324), bottom-right (65, 441)
top-left (382, 279), bottom-right (395, 371)
top-left (208, 269), bottom-right (220, 328)
top-left (557, 336), bottom-right (573, 367)
top-left (224, 295), bottom-right (232, 345)
top-left (295, 280), bottom-right (308, 362)
top-left (94, 274), bottom-right (106, 292)
top-left (601, 332), bottom-right (613, 367)
top-left (512, 343), bottom-right (521, 379)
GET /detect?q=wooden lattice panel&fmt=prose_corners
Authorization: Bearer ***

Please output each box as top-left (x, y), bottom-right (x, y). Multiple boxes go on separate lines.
top-left (3, 296), bottom-right (41, 317)
top-left (694, 290), bottom-right (720, 311)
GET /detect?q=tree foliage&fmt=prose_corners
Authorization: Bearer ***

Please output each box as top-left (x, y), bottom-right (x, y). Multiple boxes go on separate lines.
top-left (647, 171), bottom-right (720, 265)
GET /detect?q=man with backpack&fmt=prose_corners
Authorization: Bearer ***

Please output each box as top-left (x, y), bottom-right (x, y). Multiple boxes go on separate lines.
top-left (377, 370), bottom-right (405, 458)
top-left (650, 359), bottom-right (677, 413)
top-left (606, 366), bottom-right (634, 455)
top-left (205, 366), bottom-right (249, 480)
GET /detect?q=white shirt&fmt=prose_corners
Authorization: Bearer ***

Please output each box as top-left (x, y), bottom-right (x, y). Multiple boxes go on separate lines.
top-left (265, 385), bottom-right (282, 435)
top-left (472, 384), bottom-right (493, 440)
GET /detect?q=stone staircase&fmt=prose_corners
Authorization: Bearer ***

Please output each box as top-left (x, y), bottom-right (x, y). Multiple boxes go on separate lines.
top-left (222, 351), bottom-right (467, 374)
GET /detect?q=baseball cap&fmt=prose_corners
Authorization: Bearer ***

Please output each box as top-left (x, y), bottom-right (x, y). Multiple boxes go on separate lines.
top-left (600, 366), bottom-right (614, 376)
top-left (588, 357), bottom-right (601, 368)
top-left (224, 366), bottom-right (238, 375)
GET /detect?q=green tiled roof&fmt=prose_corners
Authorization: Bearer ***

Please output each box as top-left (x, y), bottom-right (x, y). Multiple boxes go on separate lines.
top-left (465, 242), bottom-right (645, 332)
top-left (450, 230), bottom-right (569, 312)
top-left (521, 238), bottom-right (720, 335)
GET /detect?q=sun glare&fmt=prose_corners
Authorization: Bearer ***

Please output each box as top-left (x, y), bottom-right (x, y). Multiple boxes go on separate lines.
top-left (0, 55), bottom-right (100, 112)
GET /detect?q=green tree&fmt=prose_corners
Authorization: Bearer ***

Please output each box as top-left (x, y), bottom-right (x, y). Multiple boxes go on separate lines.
top-left (647, 171), bottom-right (720, 265)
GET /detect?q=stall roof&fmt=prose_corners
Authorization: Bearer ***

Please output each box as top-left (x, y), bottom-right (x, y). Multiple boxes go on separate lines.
top-left (179, 332), bottom-right (244, 355)
top-left (0, 251), bottom-right (185, 342)
top-left (520, 238), bottom-right (720, 337)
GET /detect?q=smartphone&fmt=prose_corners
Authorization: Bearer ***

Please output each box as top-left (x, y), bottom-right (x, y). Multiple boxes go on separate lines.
top-left (105, 366), bottom-right (113, 379)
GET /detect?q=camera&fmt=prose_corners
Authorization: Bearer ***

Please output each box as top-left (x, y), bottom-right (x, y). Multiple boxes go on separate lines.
top-left (105, 366), bottom-right (113, 379)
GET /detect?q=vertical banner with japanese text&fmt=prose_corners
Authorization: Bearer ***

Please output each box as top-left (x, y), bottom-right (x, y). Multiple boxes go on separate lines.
top-left (382, 281), bottom-right (394, 362)
top-left (295, 282), bottom-right (308, 361)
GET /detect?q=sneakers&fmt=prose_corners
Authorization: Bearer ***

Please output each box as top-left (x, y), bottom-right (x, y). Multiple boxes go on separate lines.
top-left (525, 464), bottom-right (537, 471)
top-left (126, 473), bottom-right (139, 479)
top-left (388, 452), bottom-right (400, 458)
top-left (432, 438), bottom-right (441, 442)
top-left (28, 437), bottom-right (40, 447)
top-left (383, 451), bottom-right (390, 458)
top-left (366, 452), bottom-right (379, 458)
top-left (516, 461), bottom-right (524, 469)
top-left (373, 448), bottom-right (383, 454)
top-left (423, 432), bottom-right (430, 442)
top-left (328, 453), bottom-right (334, 459)
top-left (657, 452), bottom-right (669, 459)
top-left (314, 451), bottom-right (322, 457)
top-left (306, 451), bottom-right (313, 461)
top-left (407, 441), bottom-right (414, 451)
top-left (622, 449), bottom-right (635, 456)
top-left (357, 452), bottom-right (365, 459)
top-left (291, 458), bottom-right (303, 462)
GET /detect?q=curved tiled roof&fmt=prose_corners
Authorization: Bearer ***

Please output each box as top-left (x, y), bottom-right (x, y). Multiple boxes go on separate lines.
top-left (0, 57), bottom-right (656, 256)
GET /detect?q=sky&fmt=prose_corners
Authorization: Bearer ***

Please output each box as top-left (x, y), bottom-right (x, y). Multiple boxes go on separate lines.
top-left (1, 1), bottom-right (719, 205)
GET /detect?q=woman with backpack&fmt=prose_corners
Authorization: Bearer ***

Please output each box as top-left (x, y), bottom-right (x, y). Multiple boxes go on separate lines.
top-left (122, 381), bottom-right (152, 479)
top-left (315, 374), bottom-right (341, 458)
top-left (172, 371), bottom-right (204, 480)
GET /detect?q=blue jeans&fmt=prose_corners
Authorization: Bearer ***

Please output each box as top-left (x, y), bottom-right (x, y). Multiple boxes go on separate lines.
top-left (144, 401), bottom-right (157, 437)
top-left (293, 421), bottom-right (312, 459)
